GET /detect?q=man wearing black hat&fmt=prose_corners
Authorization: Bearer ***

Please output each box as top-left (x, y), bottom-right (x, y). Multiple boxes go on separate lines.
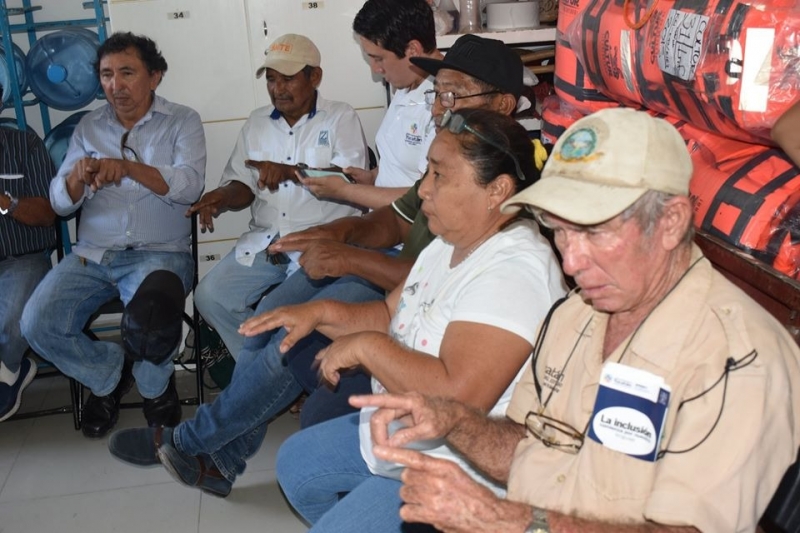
top-left (107, 34), bottom-right (531, 498)
top-left (271, 33), bottom-right (529, 424)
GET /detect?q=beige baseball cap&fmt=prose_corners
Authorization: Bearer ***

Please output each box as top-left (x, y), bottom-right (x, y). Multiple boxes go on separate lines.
top-left (256, 34), bottom-right (321, 78)
top-left (501, 108), bottom-right (693, 225)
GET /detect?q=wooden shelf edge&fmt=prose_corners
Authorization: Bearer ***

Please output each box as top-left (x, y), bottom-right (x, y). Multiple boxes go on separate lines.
top-left (437, 26), bottom-right (556, 48)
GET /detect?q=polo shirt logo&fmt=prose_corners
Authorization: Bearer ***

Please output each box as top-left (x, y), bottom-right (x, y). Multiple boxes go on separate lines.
top-left (318, 130), bottom-right (330, 147)
top-left (405, 122), bottom-right (422, 147)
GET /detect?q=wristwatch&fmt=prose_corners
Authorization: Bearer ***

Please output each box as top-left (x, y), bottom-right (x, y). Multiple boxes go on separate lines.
top-left (524, 507), bottom-right (550, 533)
top-left (0, 191), bottom-right (18, 216)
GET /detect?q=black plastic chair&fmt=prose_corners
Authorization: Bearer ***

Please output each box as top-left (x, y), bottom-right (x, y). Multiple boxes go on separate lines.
top-left (74, 214), bottom-right (205, 428)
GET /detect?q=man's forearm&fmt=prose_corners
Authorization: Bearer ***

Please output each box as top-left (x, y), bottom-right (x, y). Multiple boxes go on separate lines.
top-left (445, 503), bottom-right (702, 533)
top-left (443, 401), bottom-right (526, 483)
top-left (344, 248), bottom-right (414, 290)
top-left (125, 161), bottom-right (169, 196)
top-left (547, 512), bottom-right (700, 533)
top-left (6, 197), bottom-right (56, 227)
top-left (219, 181), bottom-right (256, 211)
top-left (345, 206), bottom-right (408, 249)
top-left (336, 185), bottom-right (407, 211)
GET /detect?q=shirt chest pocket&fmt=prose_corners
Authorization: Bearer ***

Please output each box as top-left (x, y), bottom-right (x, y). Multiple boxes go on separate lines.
top-left (580, 439), bottom-right (658, 502)
top-left (304, 145), bottom-right (332, 168)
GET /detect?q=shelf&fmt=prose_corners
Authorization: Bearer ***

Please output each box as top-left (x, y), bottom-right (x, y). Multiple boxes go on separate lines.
top-left (0, 0), bottom-right (108, 133)
top-left (436, 26), bottom-right (556, 48)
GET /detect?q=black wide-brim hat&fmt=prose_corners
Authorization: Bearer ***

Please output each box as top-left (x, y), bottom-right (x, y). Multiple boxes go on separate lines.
top-left (410, 34), bottom-right (523, 100)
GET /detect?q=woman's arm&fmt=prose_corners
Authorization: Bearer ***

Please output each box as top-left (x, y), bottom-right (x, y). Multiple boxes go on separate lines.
top-left (317, 321), bottom-right (533, 413)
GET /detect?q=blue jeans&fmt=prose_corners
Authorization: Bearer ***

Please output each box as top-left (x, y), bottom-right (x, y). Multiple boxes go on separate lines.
top-left (173, 267), bottom-right (384, 483)
top-left (276, 413), bottom-right (414, 532)
top-left (20, 250), bottom-right (193, 398)
top-left (194, 249), bottom-right (287, 360)
top-left (0, 252), bottom-right (51, 372)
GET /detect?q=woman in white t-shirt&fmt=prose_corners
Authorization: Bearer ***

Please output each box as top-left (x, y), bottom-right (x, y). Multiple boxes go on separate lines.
top-left (240, 108), bottom-right (568, 533)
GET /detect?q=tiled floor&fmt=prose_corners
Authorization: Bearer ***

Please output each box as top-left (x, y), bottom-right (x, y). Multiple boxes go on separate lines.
top-left (0, 369), bottom-right (308, 533)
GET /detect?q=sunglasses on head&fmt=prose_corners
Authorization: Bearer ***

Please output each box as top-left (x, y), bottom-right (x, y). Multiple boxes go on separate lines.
top-left (439, 109), bottom-right (526, 182)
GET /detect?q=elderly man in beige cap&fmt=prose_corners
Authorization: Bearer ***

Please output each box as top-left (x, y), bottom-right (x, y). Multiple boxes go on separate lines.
top-left (351, 108), bottom-right (800, 533)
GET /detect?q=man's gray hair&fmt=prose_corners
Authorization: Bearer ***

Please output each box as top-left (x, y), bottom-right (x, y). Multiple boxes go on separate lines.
top-left (620, 190), bottom-right (694, 245)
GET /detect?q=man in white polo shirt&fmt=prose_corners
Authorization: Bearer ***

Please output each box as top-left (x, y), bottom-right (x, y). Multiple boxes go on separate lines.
top-left (187, 33), bottom-right (369, 359)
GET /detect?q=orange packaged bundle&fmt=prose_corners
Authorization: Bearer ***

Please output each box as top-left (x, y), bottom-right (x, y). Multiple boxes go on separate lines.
top-left (540, 95), bottom-right (586, 145)
top-left (686, 125), bottom-right (800, 278)
top-left (565, 0), bottom-right (800, 144)
top-left (554, 0), bottom-right (620, 112)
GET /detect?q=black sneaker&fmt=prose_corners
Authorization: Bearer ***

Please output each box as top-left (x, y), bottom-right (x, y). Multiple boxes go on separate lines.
top-left (0, 357), bottom-right (38, 422)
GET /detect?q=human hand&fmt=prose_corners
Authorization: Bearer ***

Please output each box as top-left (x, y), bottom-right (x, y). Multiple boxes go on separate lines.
top-left (85, 158), bottom-right (127, 192)
top-left (245, 159), bottom-right (290, 191)
top-left (297, 173), bottom-right (349, 201)
top-left (350, 392), bottom-right (464, 449)
top-left (270, 224), bottom-right (349, 254)
top-left (373, 446), bottom-right (504, 533)
top-left (295, 240), bottom-right (356, 279)
top-left (185, 189), bottom-right (227, 232)
top-left (238, 301), bottom-right (325, 352)
top-left (67, 157), bottom-right (98, 189)
top-left (342, 165), bottom-right (377, 185)
top-left (314, 331), bottom-right (379, 386)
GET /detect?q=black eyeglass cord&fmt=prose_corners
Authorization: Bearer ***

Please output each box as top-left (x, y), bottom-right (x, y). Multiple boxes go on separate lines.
top-left (656, 349), bottom-right (758, 459)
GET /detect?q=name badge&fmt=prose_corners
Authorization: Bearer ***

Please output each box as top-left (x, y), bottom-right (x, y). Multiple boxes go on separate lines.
top-left (587, 362), bottom-right (670, 462)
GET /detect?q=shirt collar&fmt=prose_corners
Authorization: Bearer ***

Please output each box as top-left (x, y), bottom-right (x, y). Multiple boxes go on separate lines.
top-left (97, 93), bottom-right (171, 128)
top-left (270, 90), bottom-right (319, 121)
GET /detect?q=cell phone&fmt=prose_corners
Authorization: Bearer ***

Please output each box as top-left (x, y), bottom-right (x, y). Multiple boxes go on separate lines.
top-left (298, 168), bottom-right (356, 184)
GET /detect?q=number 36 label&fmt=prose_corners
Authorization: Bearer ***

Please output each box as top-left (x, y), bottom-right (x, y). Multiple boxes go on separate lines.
top-left (303, 1), bottom-right (325, 9)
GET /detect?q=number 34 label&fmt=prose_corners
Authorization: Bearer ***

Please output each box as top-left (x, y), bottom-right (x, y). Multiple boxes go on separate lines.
top-left (303, 1), bottom-right (325, 9)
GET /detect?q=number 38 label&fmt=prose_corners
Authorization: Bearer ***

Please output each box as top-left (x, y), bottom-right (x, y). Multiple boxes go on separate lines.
top-left (303, 1), bottom-right (325, 9)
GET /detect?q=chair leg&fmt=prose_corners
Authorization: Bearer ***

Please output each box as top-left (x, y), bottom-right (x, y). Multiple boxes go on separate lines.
top-left (70, 378), bottom-right (83, 431)
top-left (193, 305), bottom-right (204, 405)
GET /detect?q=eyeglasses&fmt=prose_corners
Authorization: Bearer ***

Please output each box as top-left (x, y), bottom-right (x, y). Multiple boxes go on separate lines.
top-left (439, 109), bottom-right (526, 181)
top-left (525, 411), bottom-right (585, 454)
top-left (120, 130), bottom-right (140, 162)
top-left (424, 89), bottom-right (500, 108)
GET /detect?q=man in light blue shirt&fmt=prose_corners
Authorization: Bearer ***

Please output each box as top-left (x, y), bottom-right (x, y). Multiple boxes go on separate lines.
top-left (21, 32), bottom-right (206, 439)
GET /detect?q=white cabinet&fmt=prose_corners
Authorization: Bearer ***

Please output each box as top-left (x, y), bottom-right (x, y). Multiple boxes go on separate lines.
top-left (108, 0), bottom-right (257, 122)
top-left (244, 0), bottom-right (386, 112)
top-left (107, 0), bottom-right (388, 258)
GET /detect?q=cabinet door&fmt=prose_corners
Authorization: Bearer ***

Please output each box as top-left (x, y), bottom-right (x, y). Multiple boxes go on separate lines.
top-left (107, 0), bottom-right (257, 122)
top-left (245, 0), bottom-right (386, 111)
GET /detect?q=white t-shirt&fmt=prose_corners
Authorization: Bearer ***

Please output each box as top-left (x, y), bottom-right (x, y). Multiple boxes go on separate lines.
top-left (220, 93), bottom-right (368, 266)
top-left (359, 218), bottom-right (568, 489)
top-left (373, 77), bottom-right (435, 189)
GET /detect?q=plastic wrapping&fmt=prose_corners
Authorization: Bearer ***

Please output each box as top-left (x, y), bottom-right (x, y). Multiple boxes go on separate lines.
top-left (540, 94), bottom-right (586, 144)
top-left (672, 117), bottom-right (800, 279)
top-left (553, 0), bottom-right (620, 111)
top-left (565, 0), bottom-right (800, 143)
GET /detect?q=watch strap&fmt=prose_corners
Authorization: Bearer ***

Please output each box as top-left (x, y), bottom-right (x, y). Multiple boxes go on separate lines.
top-left (524, 507), bottom-right (550, 533)
top-left (1, 191), bottom-right (17, 216)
